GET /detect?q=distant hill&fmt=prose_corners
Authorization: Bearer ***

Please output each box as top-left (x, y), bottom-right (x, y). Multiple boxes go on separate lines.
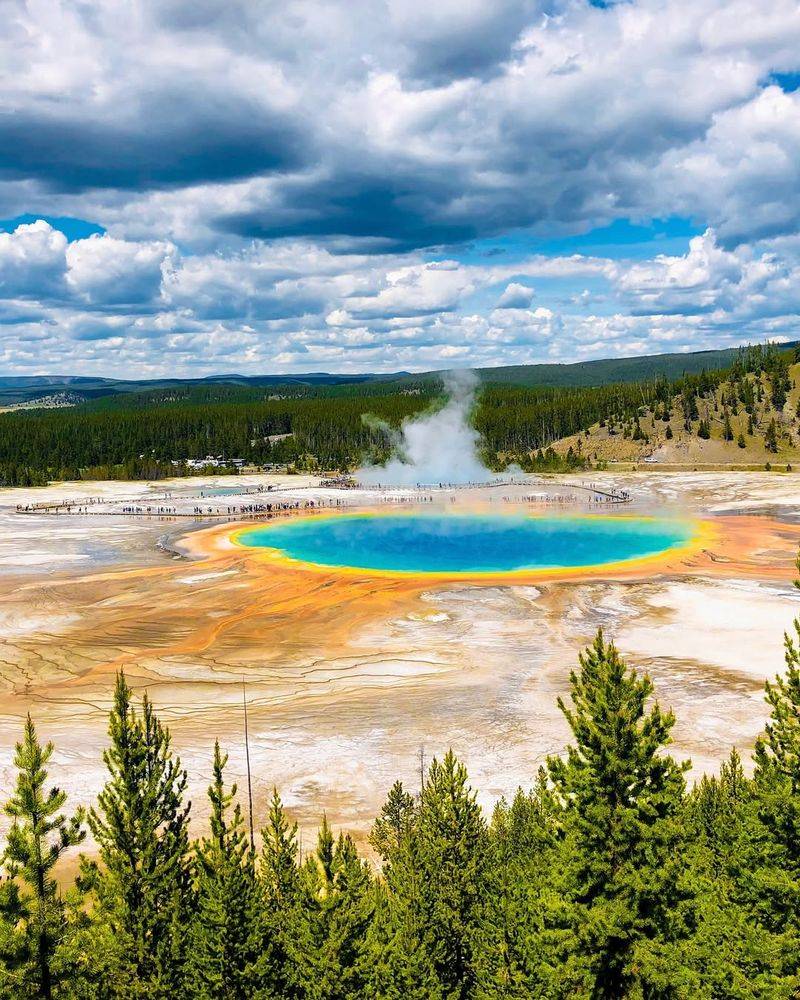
top-left (471, 343), bottom-right (800, 388)
top-left (548, 359), bottom-right (800, 469)
top-left (1, 341), bottom-right (796, 406)
top-left (0, 371), bottom-right (410, 406)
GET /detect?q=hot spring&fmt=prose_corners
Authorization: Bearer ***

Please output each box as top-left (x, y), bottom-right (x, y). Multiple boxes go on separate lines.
top-left (234, 512), bottom-right (697, 575)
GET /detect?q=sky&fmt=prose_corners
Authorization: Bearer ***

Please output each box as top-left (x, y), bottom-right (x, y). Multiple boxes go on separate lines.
top-left (0, 0), bottom-right (799, 377)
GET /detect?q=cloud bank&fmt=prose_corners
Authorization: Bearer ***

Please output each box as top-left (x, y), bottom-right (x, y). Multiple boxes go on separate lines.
top-left (0, 0), bottom-right (799, 374)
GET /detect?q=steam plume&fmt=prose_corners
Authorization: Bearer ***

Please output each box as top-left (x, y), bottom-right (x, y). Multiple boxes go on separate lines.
top-left (359, 369), bottom-right (491, 485)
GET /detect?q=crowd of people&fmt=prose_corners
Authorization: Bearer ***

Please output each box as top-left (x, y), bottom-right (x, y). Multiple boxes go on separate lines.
top-left (14, 477), bottom-right (633, 519)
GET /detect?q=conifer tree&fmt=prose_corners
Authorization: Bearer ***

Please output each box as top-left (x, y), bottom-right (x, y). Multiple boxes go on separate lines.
top-left (360, 882), bottom-right (444, 1000)
top-left (2, 716), bottom-right (85, 1000)
top-left (476, 773), bottom-right (561, 998)
top-left (293, 818), bottom-right (374, 999)
top-left (772, 372), bottom-right (788, 411)
top-left (752, 613), bottom-right (800, 938)
top-left (187, 741), bottom-right (260, 1000)
top-left (363, 787), bottom-right (442, 999)
top-left (723, 409), bottom-right (734, 441)
top-left (0, 875), bottom-right (27, 998)
top-left (252, 788), bottom-right (303, 998)
top-left (260, 788), bottom-right (300, 909)
top-left (383, 751), bottom-right (488, 1000)
top-left (765, 417), bottom-right (779, 453)
top-left (690, 748), bottom-right (749, 873)
top-left (369, 781), bottom-right (416, 866)
top-left (548, 630), bottom-right (692, 997)
top-left (683, 762), bottom-right (794, 996)
top-left (420, 750), bottom-right (489, 999)
top-left (87, 672), bottom-right (193, 998)
top-left (6, 548), bottom-right (800, 995)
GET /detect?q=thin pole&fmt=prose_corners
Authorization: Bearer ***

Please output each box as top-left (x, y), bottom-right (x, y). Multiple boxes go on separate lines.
top-left (418, 744), bottom-right (426, 796)
top-left (242, 677), bottom-right (255, 852)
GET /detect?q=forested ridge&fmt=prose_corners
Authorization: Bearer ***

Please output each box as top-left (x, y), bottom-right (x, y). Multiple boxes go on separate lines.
top-left (0, 343), bottom-right (795, 486)
top-left (0, 341), bottom-right (783, 408)
top-left (0, 391), bottom-right (440, 485)
top-left (4, 560), bottom-right (800, 998)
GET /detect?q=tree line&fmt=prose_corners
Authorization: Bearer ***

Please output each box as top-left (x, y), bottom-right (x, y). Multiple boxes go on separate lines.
top-left (0, 343), bottom-right (794, 486)
top-left (0, 393), bottom-right (438, 486)
top-left (0, 378), bottom-right (707, 484)
top-left (4, 569), bottom-right (800, 997)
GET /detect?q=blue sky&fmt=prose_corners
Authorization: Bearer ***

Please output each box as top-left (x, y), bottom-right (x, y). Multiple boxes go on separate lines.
top-left (0, 216), bottom-right (106, 242)
top-left (448, 218), bottom-right (705, 266)
top-left (0, 0), bottom-right (799, 376)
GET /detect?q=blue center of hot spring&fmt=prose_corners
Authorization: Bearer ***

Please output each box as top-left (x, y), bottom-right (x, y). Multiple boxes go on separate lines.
top-left (236, 513), bottom-right (693, 574)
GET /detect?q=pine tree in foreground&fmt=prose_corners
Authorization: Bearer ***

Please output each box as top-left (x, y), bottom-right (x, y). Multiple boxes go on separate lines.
top-left (366, 793), bottom-right (442, 999)
top-left (293, 816), bottom-right (374, 999)
top-left (253, 787), bottom-right (303, 998)
top-left (187, 741), bottom-right (261, 1000)
top-left (0, 876), bottom-right (26, 1000)
top-left (368, 781), bottom-right (416, 868)
top-left (363, 782), bottom-right (442, 999)
top-left (360, 882), bottom-right (443, 1000)
top-left (381, 751), bottom-right (488, 1000)
top-left (2, 715), bottom-right (85, 1000)
top-left (682, 747), bottom-right (800, 998)
top-left (754, 616), bottom-right (800, 876)
top-left (548, 630), bottom-right (693, 998)
top-left (750, 614), bottom-right (800, 973)
top-left (87, 672), bottom-right (193, 999)
top-left (476, 773), bottom-right (562, 999)
top-left (7, 552), bottom-right (800, 996)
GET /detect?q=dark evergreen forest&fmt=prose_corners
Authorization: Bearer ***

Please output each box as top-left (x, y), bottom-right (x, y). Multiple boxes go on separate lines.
top-left (1, 343), bottom-right (791, 487)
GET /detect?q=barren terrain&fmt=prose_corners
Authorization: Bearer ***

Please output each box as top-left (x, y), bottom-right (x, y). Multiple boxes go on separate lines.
top-left (0, 471), bottom-right (798, 852)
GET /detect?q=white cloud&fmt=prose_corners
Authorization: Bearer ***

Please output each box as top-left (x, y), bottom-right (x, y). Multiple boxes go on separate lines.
top-left (1, 0), bottom-right (800, 372)
top-left (3, 0), bottom-right (800, 248)
top-left (658, 87), bottom-right (800, 245)
top-left (497, 282), bottom-right (535, 308)
top-left (342, 261), bottom-right (475, 318)
top-left (66, 234), bottom-right (175, 306)
top-left (0, 220), bottom-right (67, 297)
top-left (0, 219), bottom-right (798, 373)
top-left (616, 228), bottom-right (800, 321)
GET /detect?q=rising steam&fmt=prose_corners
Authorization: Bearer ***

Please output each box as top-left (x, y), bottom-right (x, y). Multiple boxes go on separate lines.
top-left (358, 370), bottom-right (492, 485)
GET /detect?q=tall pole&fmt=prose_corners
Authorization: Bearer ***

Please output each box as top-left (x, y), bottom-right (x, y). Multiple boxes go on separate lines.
top-left (242, 677), bottom-right (255, 852)
top-left (418, 744), bottom-right (426, 797)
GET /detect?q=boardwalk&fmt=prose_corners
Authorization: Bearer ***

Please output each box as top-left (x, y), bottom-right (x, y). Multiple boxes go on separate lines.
top-left (14, 474), bottom-right (633, 521)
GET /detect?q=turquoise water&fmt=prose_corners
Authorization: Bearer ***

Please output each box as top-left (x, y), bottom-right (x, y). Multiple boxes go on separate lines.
top-left (236, 513), bottom-right (694, 574)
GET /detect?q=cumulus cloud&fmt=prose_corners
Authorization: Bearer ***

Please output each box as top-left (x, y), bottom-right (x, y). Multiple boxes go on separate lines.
top-left (2, 0), bottom-right (799, 247)
top-left (497, 282), bottom-right (535, 308)
top-left (342, 261), bottom-right (475, 318)
top-left (66, 235), bottom-right (175, 307)
top-left (616, 229), bottom-right (800, 321)
top-left (658, 87), bottom-right (800, 246)
top-left (389, 0), bottom-right (543, 85)
top-left (0, 220), bottom-right (67, 297)
top-left (0, 217), bottom-right (798, 374)
top-left (1, 0), bottom-right (800, 373)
